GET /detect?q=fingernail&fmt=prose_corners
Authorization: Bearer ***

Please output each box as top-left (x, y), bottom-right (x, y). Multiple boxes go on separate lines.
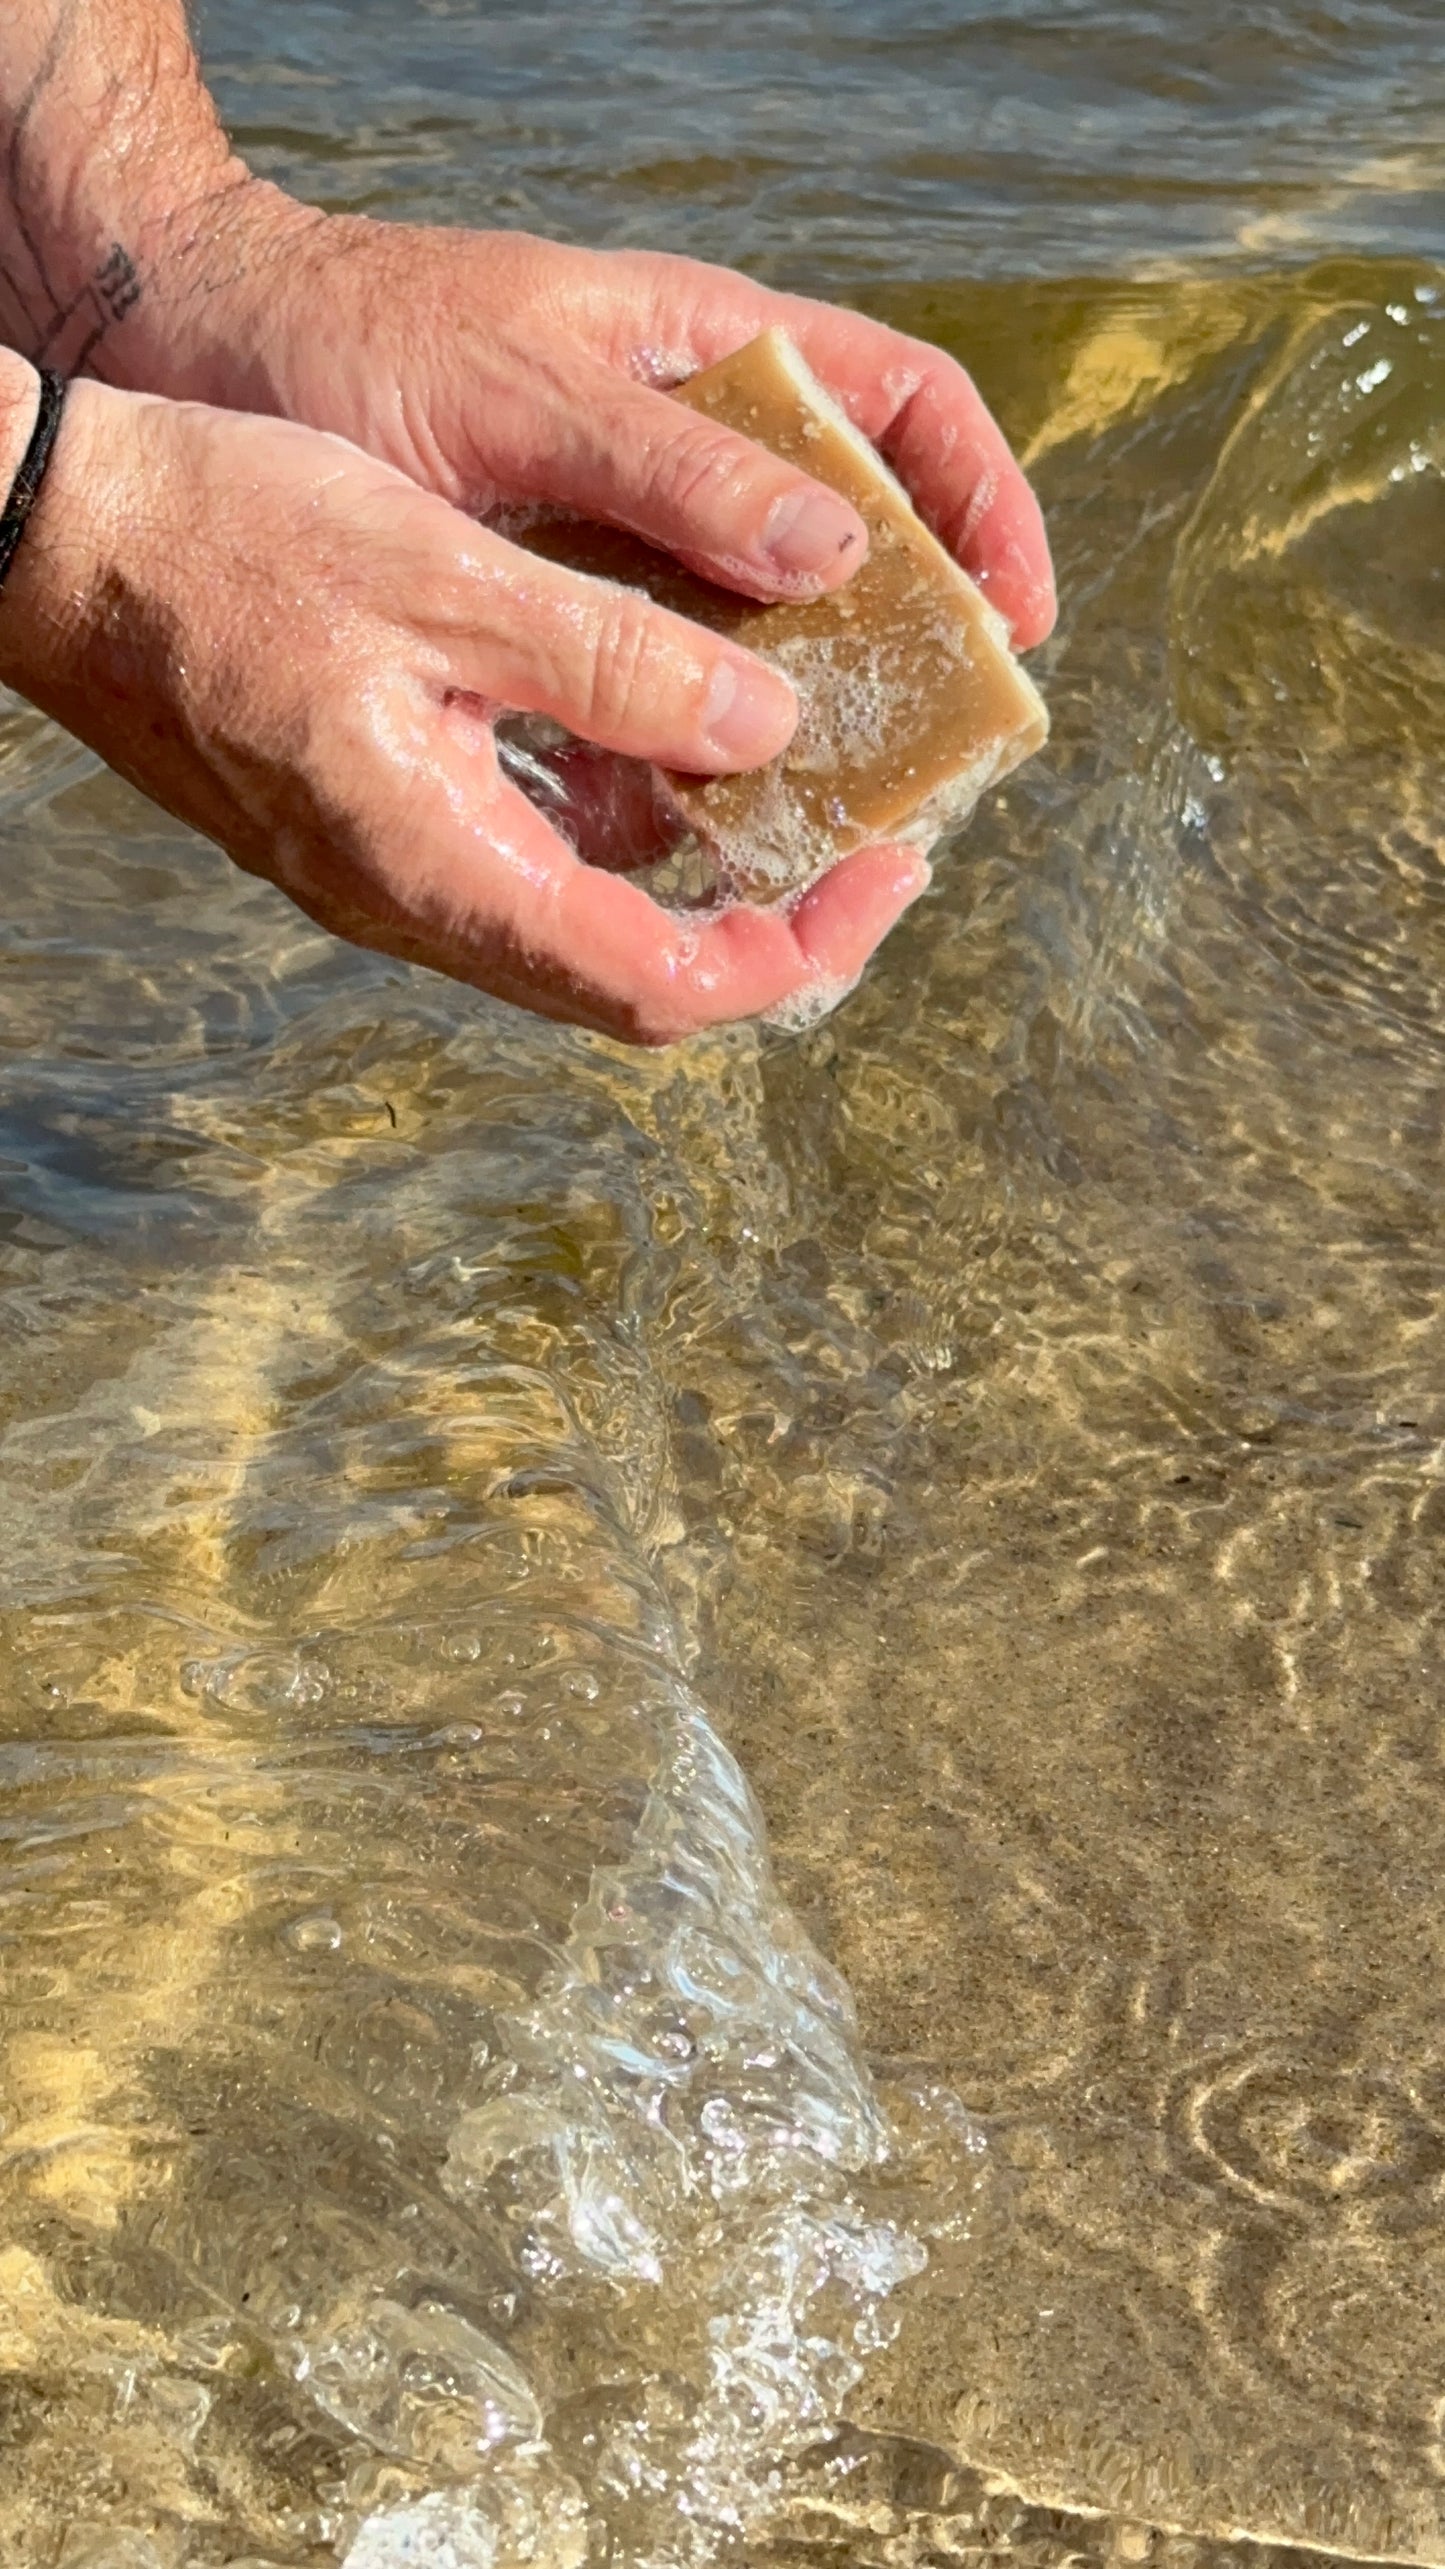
top-left (764, 487), bottom-right (866, 583)
top-left (703, 655), bottom-right (797, 764)
top-left (892, 854), bottom-right (933, 907)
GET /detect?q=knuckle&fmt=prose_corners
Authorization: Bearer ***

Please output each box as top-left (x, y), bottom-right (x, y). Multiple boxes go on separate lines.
top-left (649, 419), bottom-right (759, 525)
top-left (584, 589), bottom-right (665, 736)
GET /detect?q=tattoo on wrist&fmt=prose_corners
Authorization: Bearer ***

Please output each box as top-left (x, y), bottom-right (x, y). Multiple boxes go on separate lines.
top-left (19, 242), bottom-right (145, 376)
top-left (1, 4), bottom-right (146, 378)
top-left (95, 243), bottom-right (142, 326)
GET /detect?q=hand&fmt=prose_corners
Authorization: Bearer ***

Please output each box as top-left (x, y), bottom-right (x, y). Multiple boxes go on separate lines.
top-left (162, 203), bottom-right (1056, 646)
top-left (0, 18), bottom-right (1052, 1036)
top-left (0, 369), bottom-right (929, 1042)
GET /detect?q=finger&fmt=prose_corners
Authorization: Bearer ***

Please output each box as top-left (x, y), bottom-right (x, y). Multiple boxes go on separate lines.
top-left (504, 360), bottom-right (870, 602)
top-left (620, 260), bottom-right (1056, 645)
top-left (341, 724), bottom-right (929, 1044)
top-left (748, 302), bottom-right (1056, 646)
top-left (429, 521), bottom-right (799, 771)
top-left (787, 842), bottom-right (935, 983)
top-left (526, 837), bottom-right (933, 1042)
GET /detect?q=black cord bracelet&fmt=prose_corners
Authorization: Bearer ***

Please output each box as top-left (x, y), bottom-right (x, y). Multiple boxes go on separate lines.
top-left (0, 371), bottom-right (67, 598)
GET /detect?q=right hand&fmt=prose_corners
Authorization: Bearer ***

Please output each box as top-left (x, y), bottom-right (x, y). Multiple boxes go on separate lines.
top-left (0, 372), bottom-right (930, 1043)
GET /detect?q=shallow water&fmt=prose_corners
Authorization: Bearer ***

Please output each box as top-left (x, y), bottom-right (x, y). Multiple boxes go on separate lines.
top-left (2, 5), bottom-right (1444, 2564)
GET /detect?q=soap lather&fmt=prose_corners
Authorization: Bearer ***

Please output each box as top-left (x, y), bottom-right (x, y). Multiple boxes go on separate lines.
top-left (503, 328), bottom-right (1049, 904)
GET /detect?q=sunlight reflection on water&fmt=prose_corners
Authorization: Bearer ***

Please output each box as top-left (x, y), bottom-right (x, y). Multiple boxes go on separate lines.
top-left (1, 3), bottom-right (1443, 2562)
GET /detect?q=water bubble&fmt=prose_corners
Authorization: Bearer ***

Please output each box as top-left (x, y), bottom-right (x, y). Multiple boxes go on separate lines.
top-left (304, 2299), bottom-right (542, 2464)
top-left (193, 1646), bottom-right (331, 1714)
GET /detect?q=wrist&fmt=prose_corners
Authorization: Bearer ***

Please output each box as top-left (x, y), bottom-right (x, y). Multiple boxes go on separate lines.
top-left (0, 6), bottom-right (322, 414)
top-left (0, 0), bottom-right (248, 385)
top-left (0, 351), bottom-right (40, 487)
top-left (94, 175), bottom-right (331, 411)
top-left (0, 373), bottom-right (123, 713)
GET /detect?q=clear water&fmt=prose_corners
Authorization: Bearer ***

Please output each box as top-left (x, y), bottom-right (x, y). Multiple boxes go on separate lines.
top-left (1, 6), bottom-right (1443, 2564)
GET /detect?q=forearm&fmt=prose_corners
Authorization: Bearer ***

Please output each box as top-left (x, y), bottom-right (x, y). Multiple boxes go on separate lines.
top-left (0, 0), bottom-right (307, 398)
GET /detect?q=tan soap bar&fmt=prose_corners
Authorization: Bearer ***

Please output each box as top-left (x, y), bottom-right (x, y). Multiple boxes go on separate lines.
top-left (509, 328), bottom-right (1048, 901)
top-left (666, 328), bottom-right (1048, 895)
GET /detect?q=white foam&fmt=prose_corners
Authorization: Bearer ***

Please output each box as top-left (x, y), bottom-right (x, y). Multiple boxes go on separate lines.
top-left (761, 968), bottom-right (864, 1033)
top-left (441, 1683), bottom-right (932, 2562)
top-left (343, 2468), bottom-right (586, 2569)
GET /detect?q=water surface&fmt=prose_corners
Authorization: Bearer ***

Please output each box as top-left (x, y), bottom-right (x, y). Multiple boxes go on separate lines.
top-left (1, 5), bottom-right (1443, 2564)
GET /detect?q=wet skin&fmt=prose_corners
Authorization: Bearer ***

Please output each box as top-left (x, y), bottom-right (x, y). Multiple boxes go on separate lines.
top-left (0, 2), bottom-right (1052, 1040)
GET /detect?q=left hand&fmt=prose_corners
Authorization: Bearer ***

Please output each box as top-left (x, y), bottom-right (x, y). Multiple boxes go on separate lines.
top-left (155, 196), bottom-right (1057, 647)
